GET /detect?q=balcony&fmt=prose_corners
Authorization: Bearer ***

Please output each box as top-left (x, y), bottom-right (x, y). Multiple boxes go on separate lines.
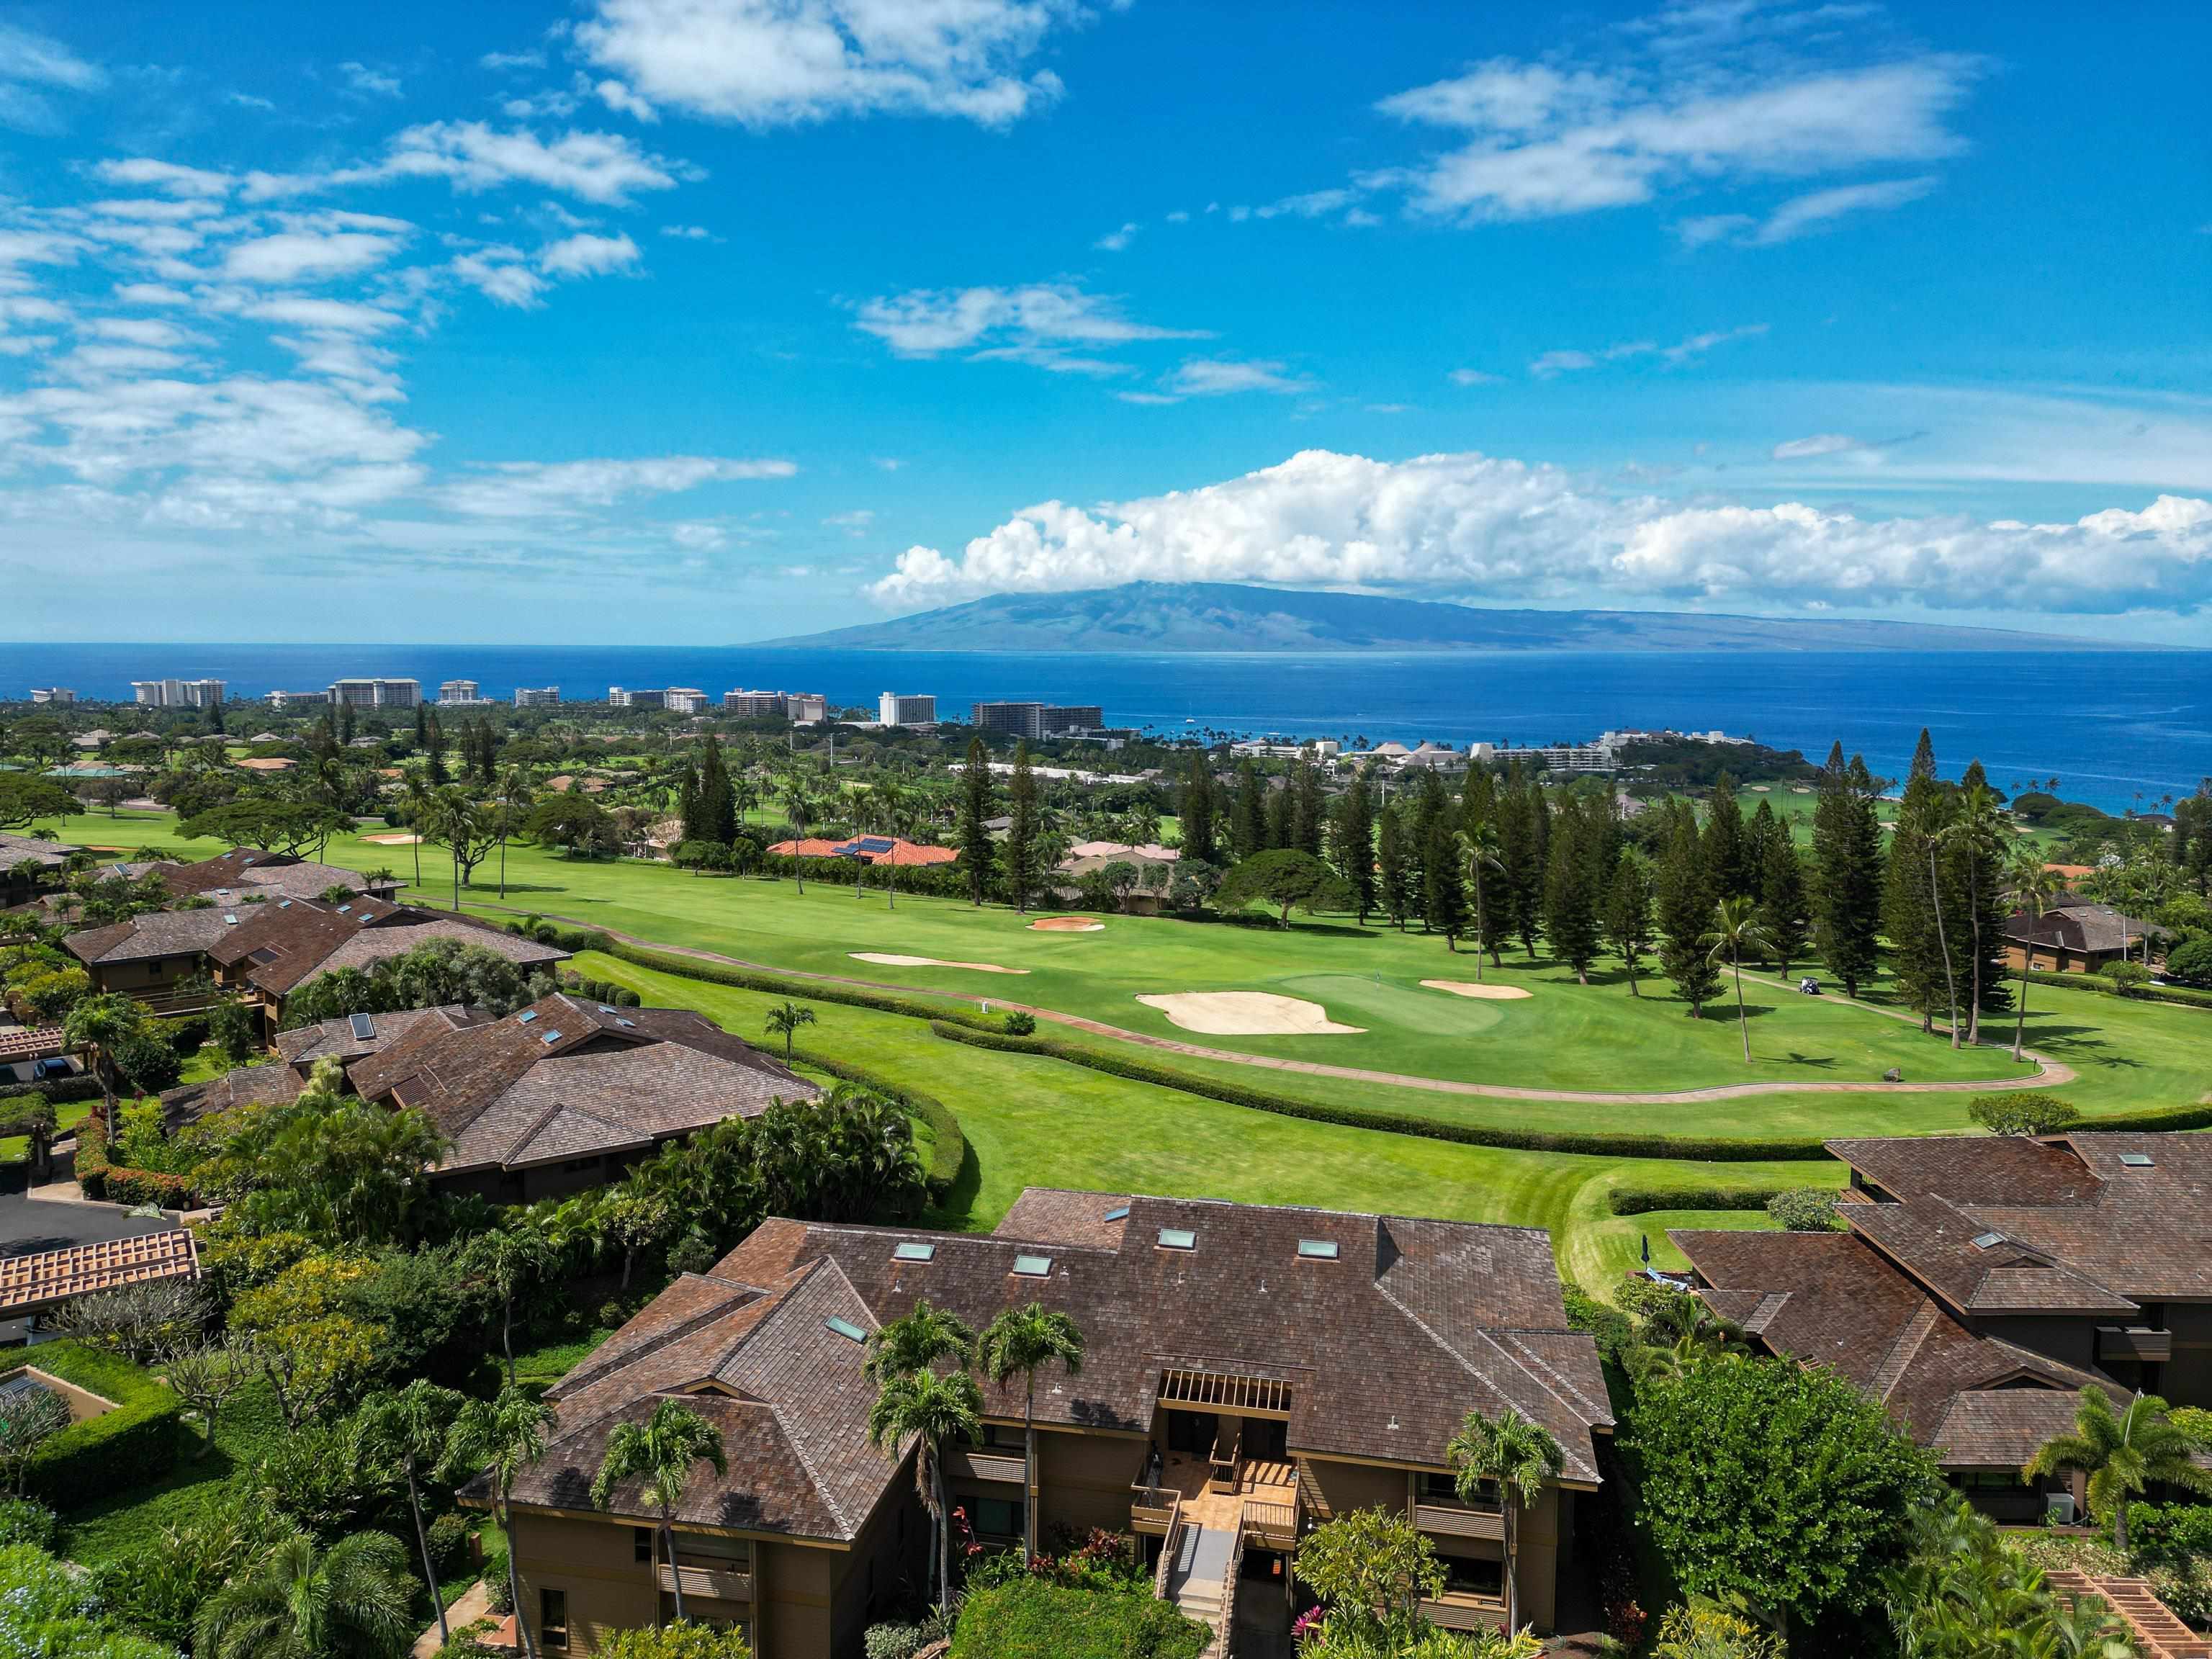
top-left (945, 1445), bottom-right (1028, 1485)
top-left (657, 1562), bottom-right (752, 1604)
top-left (1421, 1592), bottom-right (1505, 1632)
top-left (1242, 1496), bottom-right (1298, 1551)
top-left (1415, 1501), bottom-right (1504, 1542)
top-left (1130, 1483), bottom-right (1180, 1537)
top-left (2097, 1326), bottom-right (2173, 1364)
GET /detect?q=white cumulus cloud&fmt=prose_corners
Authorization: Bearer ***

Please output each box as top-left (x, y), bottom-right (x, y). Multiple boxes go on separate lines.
top-left (538, 230), bottom-right (641, 276)
top-left (866, 446), bottom-right (2212, 616)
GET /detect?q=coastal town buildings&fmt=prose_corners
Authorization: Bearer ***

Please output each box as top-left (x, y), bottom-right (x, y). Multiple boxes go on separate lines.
top-left (876, 693), bottom-right (937, 727)
top-left (328, 678), bottom-right (421, 709)
top-left (130, 679), bottom-right (224, 709)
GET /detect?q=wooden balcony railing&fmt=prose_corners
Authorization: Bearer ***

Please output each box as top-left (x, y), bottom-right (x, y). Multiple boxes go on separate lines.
top-left (1414, 1502), bottom-right (1504, 1541)
top-left (1421, 1592), bottom-right (1506, 1632)
top-left (1130, 1483), bottom-right (1179, 1537)
top-left (1208, 1426), bottom-right (1241, 1494)
top-left (657, 1562), bottom-right (752, 1604)
top-left (1242, 1498), bottom-right (1298, 1550)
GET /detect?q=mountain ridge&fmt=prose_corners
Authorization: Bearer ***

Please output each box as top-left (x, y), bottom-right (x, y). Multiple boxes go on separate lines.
top-left (756, 583), bottom-right (2138, 654)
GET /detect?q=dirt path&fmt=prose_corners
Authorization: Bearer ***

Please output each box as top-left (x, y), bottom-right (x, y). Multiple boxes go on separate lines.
top-left (503, 909), bottom-right (2072, 1105)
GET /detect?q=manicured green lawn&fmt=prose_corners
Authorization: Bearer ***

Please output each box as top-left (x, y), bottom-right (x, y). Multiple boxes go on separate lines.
top-left (586, 953), bottom-right (1836, 1293)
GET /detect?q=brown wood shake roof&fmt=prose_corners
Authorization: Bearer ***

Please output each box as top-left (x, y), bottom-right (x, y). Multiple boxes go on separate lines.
top-left (486, 1190), bottom-right (1611, 1545)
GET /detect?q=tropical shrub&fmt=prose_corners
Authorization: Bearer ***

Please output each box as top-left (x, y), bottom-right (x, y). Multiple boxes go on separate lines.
top-left (1764, 1188), bottom-right (1843, 1232)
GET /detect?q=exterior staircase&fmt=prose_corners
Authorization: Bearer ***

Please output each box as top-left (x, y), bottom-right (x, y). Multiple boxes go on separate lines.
top-left (1166, 1524), bottom-right (1234, 1655)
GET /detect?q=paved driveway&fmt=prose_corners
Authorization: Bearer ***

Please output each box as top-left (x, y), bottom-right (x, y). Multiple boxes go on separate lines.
top-left (0, 1190), bottom-right (174, 1255)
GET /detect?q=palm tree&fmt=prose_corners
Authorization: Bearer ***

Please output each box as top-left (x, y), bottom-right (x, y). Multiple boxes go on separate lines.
top-left (1942, 783), bottom-right (2008, 1043)
top-left (868, 1366), bottom-right (984, 1608)
top-left (402, 773), bottom-right (432, 893)
top-left (465, 1226), bottom-right (557, 1386)
top-left (1457, 819), bottom-right (1505, 977)
top-left (457, 1386), bottom-right (557, 1659)
top-left (2026, 1390), bottom-right (2212, 1550)
top-left (63, 992), bottom-right (144, 1113)
top-left (762, 1000), bottom-right (815, 1062)
top-left (1445, 1406), bottom-right (1563, 1637)
top-left (976, 1304), bottom-right (1084, 1557)
top-left (357, 1382), bottom-right (468, 1647)
top-left (866, 1300), bottom-right (976, 1384)
top-left (194, 1528), bottom-right (414, 1659)
top-left (2006, 849), bottom-right (2067, 1062)
top-left (1699, 896), bottom-right (1775, 1064)
top-left (590, 1400), bottom-right (729, 1621)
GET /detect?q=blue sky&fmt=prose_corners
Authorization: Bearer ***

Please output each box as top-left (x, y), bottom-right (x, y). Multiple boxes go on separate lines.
top-left (0, 0), bottom-right (2207, 644)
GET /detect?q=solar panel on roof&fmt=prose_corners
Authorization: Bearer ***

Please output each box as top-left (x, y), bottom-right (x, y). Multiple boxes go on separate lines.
top-left (855, 837), bottom-right (895, 853)
top-left (349, 1013), bottom-right (376, 1041)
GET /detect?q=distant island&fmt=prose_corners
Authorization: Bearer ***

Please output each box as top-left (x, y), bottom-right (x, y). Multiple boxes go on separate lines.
top-left (760, 583), bottom-right (2134, 654)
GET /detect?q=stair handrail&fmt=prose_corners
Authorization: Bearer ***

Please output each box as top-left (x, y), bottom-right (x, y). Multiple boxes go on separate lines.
top-left (1216, 1516), bottom-right (1248, 1655)
top-left (1153, 1491), bottom-right (1184, 1601)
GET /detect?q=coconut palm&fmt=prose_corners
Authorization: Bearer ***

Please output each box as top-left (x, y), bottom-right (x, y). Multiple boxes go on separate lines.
top-left (1700, 896), bottom-right (1776, 1064)
top-left (356, 1382), bottom-right (469, 1647)
top-left (1445, 1407), bottom-right (1563, 1637)
top-left (464, 1226), bottom-right (557, 1386)
top-left (976, 1304), bottom-right (1085, 1557)
top-left (63, 992), bottom-right (145, 1112)
top-left (457, 1386), bottom-right (557, 1659)
top-left (2025, 1389), bottom-right (2212, 1550)
top-left (1457, 819), bottom-right (1506, 976)
top-left (868, 1365), bottom-right (984, 1606)
top-left (194, 1528), bottom-right (414, 1659)
top-left (762, 1000), bottom-right (815, 1062)
top-left (590, 1400), bottom-right (729, 1620)
top-left (2005, 849), bottom-right (2067, 1062)
top-left (401, 773), bottom-right (432, 892)
top-left (865, 1300), bottom-right (976, 1385)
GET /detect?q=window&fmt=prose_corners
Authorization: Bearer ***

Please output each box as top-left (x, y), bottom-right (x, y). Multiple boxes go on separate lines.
top-left (1011, 1254), bottom-right (1052, 1277)
top-left (979, 1421), bottom-right (1024, 1450)
top-left (2120, 1153), bottom-right (2154, 1169)
top-left (1157, 1228), bottom-right (1195, 1251)
top-left (539, 1588), bottom-right (568, 1650)
top-left (634, 1527), bottom-right (654, 1563)
top-left (1421, 1472), bottom-right (1496, 1509)
top-left (1103, 1204), bottom-right (1130, 1222)
top-left (974, 1497), bottom-right (1025, 1541)
top-left (894, 1241), bottom-right (935, 1263)
top-left (825, 1316), bottom-right (866, 1342)
top-left (1297, 1238), bottom-right (1339, 1260)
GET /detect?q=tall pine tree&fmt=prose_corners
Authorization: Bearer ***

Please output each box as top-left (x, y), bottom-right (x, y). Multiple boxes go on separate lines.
top-left (1657, 801), bottom-right (1722, 1015)
top-left (1232, 760), bottom-right (1267, 859)
top-left (1701, 773), bottom-right (1754, 900)
top-left (1331, 764), bottom-right (1377, 923)
top-left (1812, 743), bottom-right (1884, 998)
top-left (1291, 762), bottom-right (1326, 857)
top-left (1376, 804), bottom-right (1411, 930)
top-left (958, 737), bottom-right (996, 904)
top-left (1004, 743), bottom-right (1040, 913)
top-left (1758, 831), bottom-right (1812, 979)
top-left (1885, 729), bottom-right (1959, 1037)
top-left (1542, 795), bottom-right (1606, 984)
top-left (1605, 852), bottom-right (1655, 996)
top-left (1422, 819), bottom-right (1469, 949)
top-left (1497, 765), bottom-right (1548, 957)
top-left (1181, 753), bottom-right (1219, 866)
top-left (1945, 764), bottom-right (2013, 1041)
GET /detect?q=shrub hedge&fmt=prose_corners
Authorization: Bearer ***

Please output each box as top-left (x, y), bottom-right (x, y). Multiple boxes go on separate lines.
top-left (73, 1112), bottom-right (195, 1209)
top-left (2020, 967), bottom-right (2212, 1012)
top-left (948, 1581), bottom-right (1208, 1659)
top-left (0, 1076), bottom-right (102, 1110)
top-left (927, 1022), bottom-right (1835, 1161)
top-left (1606, 1187), bottom-right (1787, 1216)
top-left (602, 940), bottom-right (1004, 1033)
top-left (9, 1341), bottom-right (182, 1510)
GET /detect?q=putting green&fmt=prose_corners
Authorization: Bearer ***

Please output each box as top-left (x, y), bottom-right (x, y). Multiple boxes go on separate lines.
top-left (1276, 973), bottom-right (1507, 1038)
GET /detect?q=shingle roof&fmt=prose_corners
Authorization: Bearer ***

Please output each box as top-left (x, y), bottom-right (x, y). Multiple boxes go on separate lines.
top-left (501, 1190), bottom-right (1611, 1546)
top-left (63, 906), bottom-right (237, 966)
top-left (159, 1061), bottom-right (305, 1127)
top-left (349, 993), bottom-right (817, 1174)
top-left (0, 833), bottom-right (79, 871)
top-left (2003, 903), bottom-right (2143, 957)
top-left (153, 848), bottom-right (400, 904)
top-left (274, 1004), bottom-right (490, 1069)
top-left (205, 898), bottom-right (567, 997)
top-left (1672, 1224), bottom-right (2123, 1467)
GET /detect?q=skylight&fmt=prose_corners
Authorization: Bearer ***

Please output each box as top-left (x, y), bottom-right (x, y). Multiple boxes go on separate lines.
top-left (1012, 1254), bottom-right (1053, 1277)
top-left (336, 904), bottom-right (351, 914)
top-left (824, 1316), bottom-right (866, 1343)
top-left (599, 1006), bottom-right (616, 1015)
top-left (223, 914), bottom-right (237, 925)
top-left (1297, 1238), bottom-right (1340, 1260)
top-left (278, 900), bottom-right (292, 909)
top-left (894, 1241), bottom-right (936, 1262)
top-left (349, 1013), bottom-right (376, 1041)
top-left (541, 1030), bottom-right (562, 1045)
top-left (1972, 1231), bottom-right (2007, 1250)
top-left (2119, 1153), bottom-right (2154, 1168)
top-left (1157, 1228), bottom-right (1195, 1251)
top-left (517, 1010), bottom-right (536, 1024)
top-left (1103, 1204), bottom-right (1130, 1222)
top-left (616, 1018), bottom-right (636, 1028)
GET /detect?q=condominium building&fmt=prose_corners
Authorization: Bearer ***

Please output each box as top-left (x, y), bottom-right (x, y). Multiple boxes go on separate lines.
top-left (265, 689), bottom-right (328, 709)
top-left (971, 701), bottom-right (1104, 739)
top-left (29, 688), bottom-right (75, 705)
top-left (439, 680), bottom-right (490, 706)
top-left (513, 687), bottom-right (562, 709)
top-left (328, 678), bottom-right (421, 709)
top-left (470, 1190), bottom-right (1611, 1658)
top-left (665, 688), bottom-right (710, 714)
top-left (722, 689), bottom-right (788, 719)
top-left (876, 693), bottom-right (936, 727)
top-left (786, 693), bottom-right (828, 724)
top-left (131, 678), bottom-right (225, 709)
top-left (608, 687), bottom-right (666, 710)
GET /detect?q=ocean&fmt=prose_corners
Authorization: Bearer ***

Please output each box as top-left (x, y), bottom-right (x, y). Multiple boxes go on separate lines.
top-left (2, 642), bottom-right (2206, 812)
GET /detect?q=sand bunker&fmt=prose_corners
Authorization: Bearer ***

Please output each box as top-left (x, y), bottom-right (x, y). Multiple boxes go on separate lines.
top-left (1137, 992), bottom-right (1364, 1036)
top-left (362, 832), bottom-right (423, 845)
top-left (1421, 979), bottom-right (1534, 1002)
top-left (1030, 917), bottom-right (1105, 932)
top-left (850, 953), bottom-right (1029, 975)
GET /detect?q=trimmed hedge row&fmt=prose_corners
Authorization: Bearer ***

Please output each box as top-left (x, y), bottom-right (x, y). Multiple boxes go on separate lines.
top-left (926, 1021), bottom-right (1837, 1162)
top-left (10, 1341), bottom-right (183, 1510)
top-left (73, 1112), bottom-right (195, 1210)
top-left (787, 1044), bottom-right (968, 1202)
top-left (2021, 967), bottom-right (2212, 1012)
top-left (0, 1076), bottom-right (102, 1109)
top-left (2067, 1097), bottom-right (2212, 1133)
top-left (601, 939), bottom-right (1004, 1033)
top-left (1606, 1187), bottom-right (1787, 1216)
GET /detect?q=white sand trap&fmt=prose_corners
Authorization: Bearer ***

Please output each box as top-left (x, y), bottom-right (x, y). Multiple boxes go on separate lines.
top-left (1421, 979), bottom-right (1533, 1002)
top-left (851, 953), bottom-right (1029, 975)
top-left (1137, 992), bottom-right (1364, 1036)
top-left (363, 832), bottom-right (423, 845)
top-left (1030, 917), bottom-right (1105, 932)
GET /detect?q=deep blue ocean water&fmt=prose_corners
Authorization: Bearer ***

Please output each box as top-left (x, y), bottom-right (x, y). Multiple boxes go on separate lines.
top-left (2, 642), bottom-right (2206, 811)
